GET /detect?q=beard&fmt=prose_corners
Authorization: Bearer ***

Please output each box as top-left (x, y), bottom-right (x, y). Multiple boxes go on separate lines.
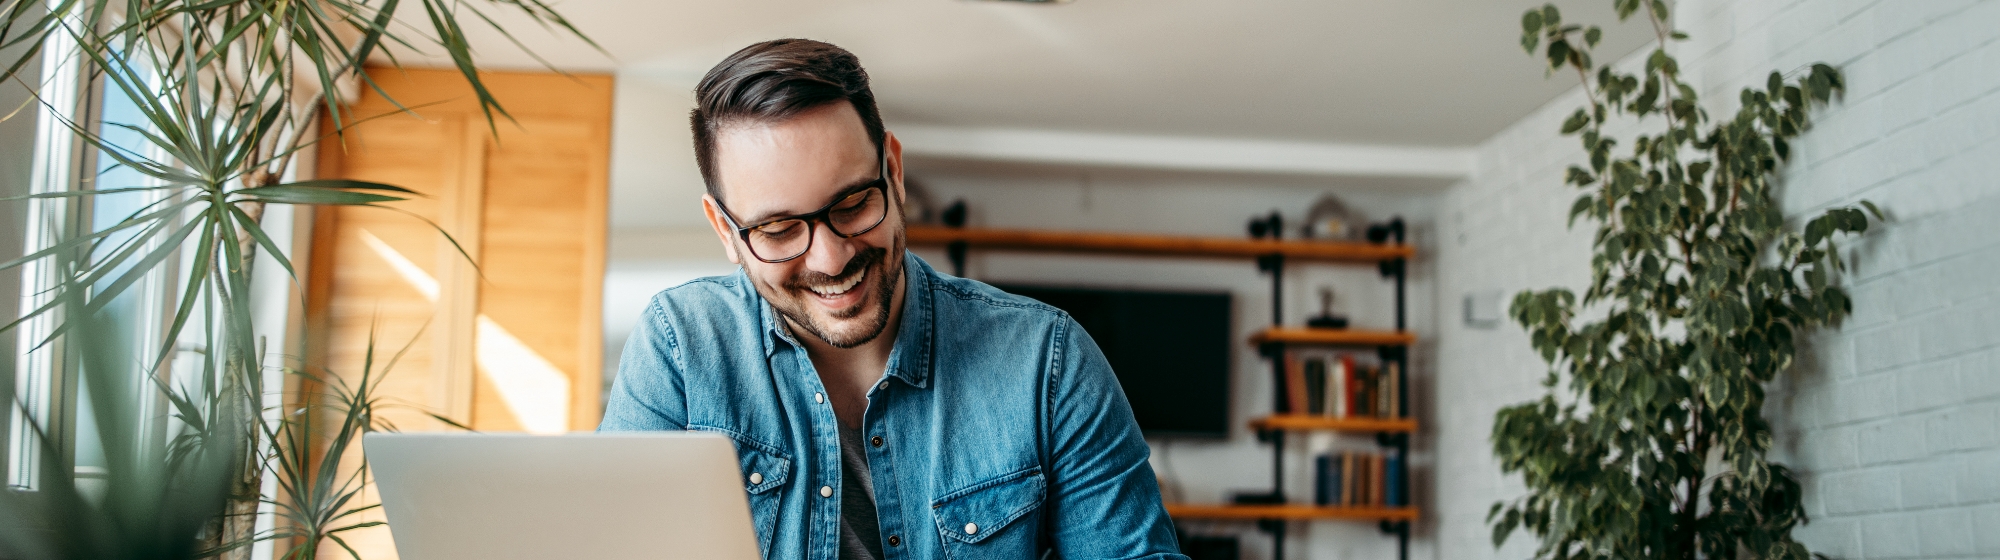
top-left (758, 236), bottom-right (904, 349)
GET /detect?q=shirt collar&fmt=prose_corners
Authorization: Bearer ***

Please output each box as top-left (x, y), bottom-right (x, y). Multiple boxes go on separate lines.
top-left (757, 250), bottom-right (935, 389)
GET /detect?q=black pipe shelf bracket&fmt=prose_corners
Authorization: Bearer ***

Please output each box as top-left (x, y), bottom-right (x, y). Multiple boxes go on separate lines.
top-left (1253, 217), bottom-right (1413, 560)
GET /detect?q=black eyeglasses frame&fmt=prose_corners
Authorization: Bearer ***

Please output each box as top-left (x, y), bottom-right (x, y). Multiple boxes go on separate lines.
top-left (714, 147), bottom-right (894, 264)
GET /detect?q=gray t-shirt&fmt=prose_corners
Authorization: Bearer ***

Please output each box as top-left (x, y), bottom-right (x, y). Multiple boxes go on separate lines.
top-left (836, 423), bottom-right (884, 560)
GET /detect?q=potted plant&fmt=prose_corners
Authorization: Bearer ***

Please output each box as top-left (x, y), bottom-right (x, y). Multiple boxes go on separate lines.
top-left (0, 0), bottom-right (592, 557)
top-left (1489, 2), bottom-right (1877, 558)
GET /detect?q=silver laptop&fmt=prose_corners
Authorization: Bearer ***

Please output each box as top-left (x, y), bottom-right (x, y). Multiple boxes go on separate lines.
top-left (366, 432), bottom-right (761, 560)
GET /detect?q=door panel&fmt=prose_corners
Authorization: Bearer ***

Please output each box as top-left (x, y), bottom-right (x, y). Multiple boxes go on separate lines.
top-left (307, 68), bottom-right (612, 560)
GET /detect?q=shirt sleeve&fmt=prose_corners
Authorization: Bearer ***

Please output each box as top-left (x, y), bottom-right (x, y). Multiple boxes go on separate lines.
top-left (599, 298), bottom-right (689, 432)
top-left (1043, 317), bottom-right (1189, 560)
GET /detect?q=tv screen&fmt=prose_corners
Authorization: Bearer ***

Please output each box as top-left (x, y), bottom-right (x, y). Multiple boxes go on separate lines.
top-left (995, 284), bottom-right (1232, 438)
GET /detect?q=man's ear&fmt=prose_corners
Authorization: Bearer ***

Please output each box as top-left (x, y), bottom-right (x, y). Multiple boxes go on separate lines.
top-left (883, 130), bottom-right (907, 208)
top-left (701, 194), bottom-right (743, 265)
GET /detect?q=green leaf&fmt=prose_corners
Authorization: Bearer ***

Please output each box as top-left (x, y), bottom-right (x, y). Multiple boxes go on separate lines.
top-left (1859, 199), bottom-right (1884, 221)
top-left (1561, 109), bottom-right (1590, 134)
top-left (235, 185), bottom-right (405, 206)
top-left (1585, 26), bottom-right (1602, 47)
top-left (1522, 9), bottom-right (1544, 34)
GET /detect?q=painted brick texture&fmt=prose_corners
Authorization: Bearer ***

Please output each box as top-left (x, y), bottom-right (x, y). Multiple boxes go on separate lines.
top-left (1432, 1), bottom-right (2000, 559)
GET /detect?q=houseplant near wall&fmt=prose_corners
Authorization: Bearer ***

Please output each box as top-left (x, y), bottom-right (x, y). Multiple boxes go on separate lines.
top-left (1488, 1), bottom-right (1877, 559)
top-left (0, 0), bottom-right (590, 558)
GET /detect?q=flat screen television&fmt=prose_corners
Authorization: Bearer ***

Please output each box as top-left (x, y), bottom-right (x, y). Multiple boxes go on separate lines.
top-left (995, 284), bottom-right (1232, 438)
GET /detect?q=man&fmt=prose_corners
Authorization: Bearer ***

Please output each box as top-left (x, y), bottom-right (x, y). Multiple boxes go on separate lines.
top-left (600, 39), bottom-right (1185, 560)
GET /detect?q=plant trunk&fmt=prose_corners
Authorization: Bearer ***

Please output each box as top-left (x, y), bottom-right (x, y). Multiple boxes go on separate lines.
top-left (200, 199), bottom-right (270, 560)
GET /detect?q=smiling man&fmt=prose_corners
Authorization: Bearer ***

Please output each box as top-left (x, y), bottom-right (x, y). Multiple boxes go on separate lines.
top-left (599, 39), bottom-right (1186, 560)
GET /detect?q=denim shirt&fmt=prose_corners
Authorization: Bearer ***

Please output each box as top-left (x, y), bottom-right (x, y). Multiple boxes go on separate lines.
top-left (601, 252), bottom-right (1187, 560)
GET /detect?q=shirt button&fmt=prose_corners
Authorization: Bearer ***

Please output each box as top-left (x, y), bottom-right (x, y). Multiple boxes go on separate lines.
top-left (887, 535), bottom-right (900, 547)
top-left (964, 522), bottom-right (978, 535)
top-left (814, 392), bottom-right (824, 404)
top-left (820, 485), bottom-right (834, 498)
top-left (748, 472), bottom-right (763, 485)
top-left (870, 435), bottom-right (884, 448)
top-left (876, 381), bottom-right (888, 391)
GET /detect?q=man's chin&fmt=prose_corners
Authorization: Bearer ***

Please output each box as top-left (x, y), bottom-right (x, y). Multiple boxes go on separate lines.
top-left (794, 307), bottom-right (887, 348)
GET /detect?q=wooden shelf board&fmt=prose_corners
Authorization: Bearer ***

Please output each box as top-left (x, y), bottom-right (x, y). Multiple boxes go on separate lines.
top-left (1250, 327), bottom-right (1416, 347)
top-left (1251, 415), bottom-right (1418, 433)
top-left (1166, 504), bottom-right (1420, 521)
top-left (905, 225), bottom-right (1413, 263)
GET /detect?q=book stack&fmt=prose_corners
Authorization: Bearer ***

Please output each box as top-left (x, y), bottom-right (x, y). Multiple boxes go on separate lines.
top-left (1284, 353), bottom-right (1405, 419)
top-left (1313, 449), bottom-right (1404, 508)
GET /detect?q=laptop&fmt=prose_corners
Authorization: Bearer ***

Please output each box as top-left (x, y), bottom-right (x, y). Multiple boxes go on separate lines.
top-left (365, 432), bottom-right (761, 560)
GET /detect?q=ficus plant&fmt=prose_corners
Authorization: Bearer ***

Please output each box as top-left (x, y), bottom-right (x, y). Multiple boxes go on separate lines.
top-left (1487, 2), bottom-right (1878, 559)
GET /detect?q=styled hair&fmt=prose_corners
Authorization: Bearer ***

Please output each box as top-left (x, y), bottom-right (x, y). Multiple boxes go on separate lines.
top-left (691, 39), bottom-right (886, 202)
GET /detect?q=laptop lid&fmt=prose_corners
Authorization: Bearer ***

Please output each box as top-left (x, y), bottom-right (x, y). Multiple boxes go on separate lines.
top-left (366, 432), bottom-right (760, 560)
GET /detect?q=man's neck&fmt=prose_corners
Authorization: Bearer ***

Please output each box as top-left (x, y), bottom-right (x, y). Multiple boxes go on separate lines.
top-left (791, 265), bottom-right (907, 428)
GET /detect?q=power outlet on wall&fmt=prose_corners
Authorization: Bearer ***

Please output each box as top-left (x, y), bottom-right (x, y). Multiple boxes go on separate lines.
top-left (1463, 290), bottom-right (1503, 329)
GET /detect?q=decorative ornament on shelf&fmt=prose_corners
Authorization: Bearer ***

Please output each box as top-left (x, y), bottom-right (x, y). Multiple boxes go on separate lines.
top-left (1306, 286), bottom-right (1349, 329)
top-left (1300, 193), bottom-right (1363, 241)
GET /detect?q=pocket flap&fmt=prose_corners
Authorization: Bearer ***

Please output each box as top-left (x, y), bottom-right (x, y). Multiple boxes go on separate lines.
top-left (930, 467), bottom-right (1046, 544)
top-left (736, 443), bottom-right (790, 494)
top-left (692, 427), bottom-right (791, 494)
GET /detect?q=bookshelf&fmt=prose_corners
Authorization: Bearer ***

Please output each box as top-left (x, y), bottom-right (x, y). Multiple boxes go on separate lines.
top-left (1250, 415), bottom-right (1418, 433)
top-left (1251, 327), bottom-right (1416, 347)
top-left (905, 225), bottom-right (1414, 262)
top-left (907, 219), bottom-right (1415, 560)
top-left (1166, 504), bottom-right (1421, 522)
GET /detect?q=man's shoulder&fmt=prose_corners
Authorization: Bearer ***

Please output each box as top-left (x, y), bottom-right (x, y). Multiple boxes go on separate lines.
top-left (642, 271), bottom-right (762, 333)
top-left (923, 272), bottom-right (1073, 334)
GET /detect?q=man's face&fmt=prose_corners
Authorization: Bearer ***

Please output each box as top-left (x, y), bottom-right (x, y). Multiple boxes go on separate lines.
top-left (703, 103), bottom-right (905, 349)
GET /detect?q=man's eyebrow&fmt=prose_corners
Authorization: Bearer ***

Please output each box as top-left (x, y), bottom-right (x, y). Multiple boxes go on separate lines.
top-left (743, 175), bottom-right (885, 225)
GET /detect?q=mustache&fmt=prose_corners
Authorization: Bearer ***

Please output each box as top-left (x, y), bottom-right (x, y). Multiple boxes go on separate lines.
top-left (783, 247), bottom-right (887, 290)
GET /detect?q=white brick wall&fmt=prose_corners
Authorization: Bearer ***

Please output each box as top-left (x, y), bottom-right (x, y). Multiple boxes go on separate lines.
top-left (1432, 1), bottom-right (2000, 558)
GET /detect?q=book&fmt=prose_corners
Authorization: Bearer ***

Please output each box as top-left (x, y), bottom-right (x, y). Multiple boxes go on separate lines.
top-left (1356, 365), bottom-right (1378, 418)
top-left (1385, 448), bottom-right (1404, 507)
top-left (1397, 360), bottom-right (1409, 418)
top-left (1314, 453), bottom-right (1336, 505)
top-left (1373, 453), bottom-right (1387, 507)
top-left (1341, 452), bottom-right (1357, 507)
top-left (1386, 361), bottom-right (1403, 419)
top-left (1283, 352), bottom-right (1306, 414)
top-left (1304, 357), bottom-right (1328, 415)
top-left (1377, 362), bottom-right (1394, 419)
top-left (1330, 354), bottom-right (1353, 418)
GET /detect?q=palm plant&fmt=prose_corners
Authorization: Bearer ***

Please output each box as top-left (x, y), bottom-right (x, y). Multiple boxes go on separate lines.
top-left (0, 0), bottom-right (592, 558)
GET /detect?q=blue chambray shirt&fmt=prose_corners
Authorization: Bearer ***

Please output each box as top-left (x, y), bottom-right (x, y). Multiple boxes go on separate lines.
top-left (601, 252), bottom-right (1186, 560)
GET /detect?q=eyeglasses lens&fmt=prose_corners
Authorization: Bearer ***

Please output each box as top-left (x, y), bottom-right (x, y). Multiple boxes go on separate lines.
top-left (747, 188), bottom-right (886, 262)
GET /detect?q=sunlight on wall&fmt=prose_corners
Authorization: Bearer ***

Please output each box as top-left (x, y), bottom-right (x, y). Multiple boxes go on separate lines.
top-left (358, 229), bottom-right (572, 434)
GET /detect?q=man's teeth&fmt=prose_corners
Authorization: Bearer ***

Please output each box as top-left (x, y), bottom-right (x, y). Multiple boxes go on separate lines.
top-left (810, 273), bottom-right (864, 296)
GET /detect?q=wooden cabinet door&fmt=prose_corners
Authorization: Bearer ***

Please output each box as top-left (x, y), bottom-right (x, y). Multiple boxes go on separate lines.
top-left (305, 68), bottom-right (611, 559)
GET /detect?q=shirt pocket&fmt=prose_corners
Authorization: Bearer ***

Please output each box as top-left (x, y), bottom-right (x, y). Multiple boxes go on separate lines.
top-left (694, 427), bottom-right (790, 555)
top-left (931, 466), bottom-right (1046, 560)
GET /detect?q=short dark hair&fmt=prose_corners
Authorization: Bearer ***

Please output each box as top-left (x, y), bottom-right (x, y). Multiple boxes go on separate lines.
top-left (691, 39), bottom-right (886, 202)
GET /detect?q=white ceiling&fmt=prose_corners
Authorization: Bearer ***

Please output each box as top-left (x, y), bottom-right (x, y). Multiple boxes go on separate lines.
top-left (404, 0), bottom-right (1653, 148)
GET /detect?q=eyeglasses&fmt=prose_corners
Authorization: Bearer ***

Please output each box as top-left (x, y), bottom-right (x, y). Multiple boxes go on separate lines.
top-left (715, 149), bottom-right (892, 263)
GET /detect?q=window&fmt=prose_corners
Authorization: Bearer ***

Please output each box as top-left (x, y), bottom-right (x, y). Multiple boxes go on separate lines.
top-left (9, 25), bottom-right (177, 492)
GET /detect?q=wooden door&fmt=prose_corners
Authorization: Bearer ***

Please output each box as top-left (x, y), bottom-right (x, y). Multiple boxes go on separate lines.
top-left (305, 68), bottom-right (612, 559)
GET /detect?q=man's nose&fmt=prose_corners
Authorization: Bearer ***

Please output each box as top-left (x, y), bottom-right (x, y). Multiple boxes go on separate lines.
top-left (802, 220), bottom-right (858, 277)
